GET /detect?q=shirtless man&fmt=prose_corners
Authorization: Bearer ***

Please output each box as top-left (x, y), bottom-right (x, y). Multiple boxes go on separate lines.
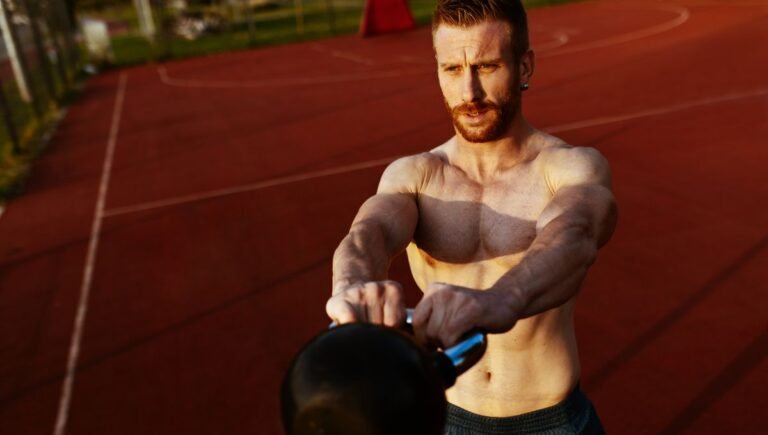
top-left (326, 0), bottom-right (617, 433)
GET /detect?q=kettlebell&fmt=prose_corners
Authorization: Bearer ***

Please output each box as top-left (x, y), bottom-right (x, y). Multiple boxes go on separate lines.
top-left (281, 309), bottom-right (486, 435)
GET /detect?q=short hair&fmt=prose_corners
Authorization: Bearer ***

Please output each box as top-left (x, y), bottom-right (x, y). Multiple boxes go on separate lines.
top-left (433, 0), bottom-right (530, 60)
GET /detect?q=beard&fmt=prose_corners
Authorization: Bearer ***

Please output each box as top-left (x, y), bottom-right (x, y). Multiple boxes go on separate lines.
top-left (446, 89), bottom-right (520, 143)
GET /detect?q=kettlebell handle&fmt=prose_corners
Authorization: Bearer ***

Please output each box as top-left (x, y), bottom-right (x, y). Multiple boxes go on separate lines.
top-left (330, 308), bottom-right (487, 387)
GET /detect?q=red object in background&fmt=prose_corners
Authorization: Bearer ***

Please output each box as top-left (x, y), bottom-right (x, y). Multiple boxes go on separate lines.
top-left (360, 0), bottom-right (416, 37)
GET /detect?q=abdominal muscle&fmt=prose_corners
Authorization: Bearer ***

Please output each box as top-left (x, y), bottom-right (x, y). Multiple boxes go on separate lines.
top-left (446, 309), bottom-right (581, 416)
top-left (407, 245), bottom-right (582, 417)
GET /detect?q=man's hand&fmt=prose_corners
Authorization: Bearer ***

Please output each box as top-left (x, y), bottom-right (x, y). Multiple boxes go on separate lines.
top-left (325, 281), bottom-right (407, 327)
top-left (412, 283), bottom-right (521, 349)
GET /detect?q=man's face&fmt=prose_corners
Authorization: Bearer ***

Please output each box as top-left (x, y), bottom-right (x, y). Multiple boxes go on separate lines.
top-left (433, 20), bottom-right (521, 143)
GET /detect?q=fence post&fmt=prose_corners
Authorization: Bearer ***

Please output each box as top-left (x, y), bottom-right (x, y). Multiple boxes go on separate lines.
top-left (294, 0), bottom-right (304, 35)
top-left (0, 0), bottom-right (34, 105)
top-left (43, 0), bottom-right (71, 89)
top-left (54, 0), bottom-right (80, 71)
top-left (324, 0), bottom-right (336, 34)
top-left (134, 0), bottom-right (156, 41)
top-left (244, 0), bottom-right (256, 45)
top-left (19, 0), bottom-right (59, 104)
top-left (0, 78), bottom-right (20, 154)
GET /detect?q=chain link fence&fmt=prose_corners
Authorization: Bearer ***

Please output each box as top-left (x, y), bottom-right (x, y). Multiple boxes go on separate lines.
top-left (1, 0), bottom-right (80, 198)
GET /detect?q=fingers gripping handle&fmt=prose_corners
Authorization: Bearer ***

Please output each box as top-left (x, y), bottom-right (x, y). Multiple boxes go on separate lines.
top-left (327, 308), bottom-right (414, 329)
top-left (329, 308), bottom-right (487, 387)
top-left (433, 332), bottom-right (486, 388)
top-left (400, 308), bottom-right (487, 387)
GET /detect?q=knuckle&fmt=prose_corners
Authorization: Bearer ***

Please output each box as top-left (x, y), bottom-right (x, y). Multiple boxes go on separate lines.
top-left (342, 285), bottom-right (359, 294)
top-left (384, 280), bottom-right (403, 290)
top-left (348, 289), bottom-right (365, 303)
top-left (385, 285), bottom-right (403, 300)
top-left (364, 285), bottom-right (384, 300)
top-left (363, 282), bottom-right (382, 295)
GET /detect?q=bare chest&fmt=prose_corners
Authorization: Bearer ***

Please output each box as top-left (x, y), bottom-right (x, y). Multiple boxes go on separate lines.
top-left (414, 165), bottom-right (552, 264)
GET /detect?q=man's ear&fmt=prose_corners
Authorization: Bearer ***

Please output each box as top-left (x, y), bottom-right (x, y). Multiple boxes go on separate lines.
top-left (519, 49), bottom-right (535, 86)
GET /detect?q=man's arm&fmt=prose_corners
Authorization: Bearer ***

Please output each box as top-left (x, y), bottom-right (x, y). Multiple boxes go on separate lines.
top-left (413, 146), bottom-right (617, 347)
top-left (492, 146), bottom-right (617, 319)
top-left (326, 156), bottom-right (423, 326)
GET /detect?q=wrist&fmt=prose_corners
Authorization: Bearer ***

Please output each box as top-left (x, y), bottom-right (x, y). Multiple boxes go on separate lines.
top-left (489, 282), bottom-right (527, 320)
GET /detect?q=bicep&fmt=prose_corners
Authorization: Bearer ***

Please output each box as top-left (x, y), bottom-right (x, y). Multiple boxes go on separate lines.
top-left (349, 156), bottom-right (423, 254)
top-left (537, 184), bottom-right (617, 248)
top-left (538, 147), bottom-right (617, 247)
top-left (351, 193), bottom-right (418, 254)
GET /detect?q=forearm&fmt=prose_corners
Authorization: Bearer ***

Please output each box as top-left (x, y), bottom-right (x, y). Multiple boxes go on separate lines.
top-left (331, 221), bottom-right (393, 294)
top-left (492, 216), bottom-right (598, 318)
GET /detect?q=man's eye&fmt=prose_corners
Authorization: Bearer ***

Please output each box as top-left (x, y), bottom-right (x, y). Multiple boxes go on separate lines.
top-left (479, 64), bottom-right (498, 71)
top-left (444, 66), bottom-right (460, 73)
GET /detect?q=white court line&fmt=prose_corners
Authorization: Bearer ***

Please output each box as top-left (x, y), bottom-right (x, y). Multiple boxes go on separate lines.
top-left (544, 88), bottom-right (768, 133)
top-left (691, 1), bottom-right (768, 6)
top-left (53, 73), bottom-right (128, 435)
top-left (157, 64), bottom-right (430, 89)
top-left (534, 32), bottom-right (571, 51)
top-left (540, 4), bottom-right (690, 57)
top-left (311, 27), bottom-right (572, 67)
top-left (102, 156), bottom-right (396, 217)
top-left (310, 43), bottom-right (376, 66)
top-left (328, 50), bottom-right (376, 65)
top-left (157, 3), bottom-right (691, 89)
top-left (103, 87), bottom-right (768, 218)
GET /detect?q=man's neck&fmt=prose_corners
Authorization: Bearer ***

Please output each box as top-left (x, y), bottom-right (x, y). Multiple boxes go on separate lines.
top-left (450, 117), bottom-right (536, 182)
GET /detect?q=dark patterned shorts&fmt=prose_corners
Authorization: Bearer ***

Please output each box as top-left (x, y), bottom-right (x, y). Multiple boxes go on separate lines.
top-left (444, 385), bottom-right (605, 435)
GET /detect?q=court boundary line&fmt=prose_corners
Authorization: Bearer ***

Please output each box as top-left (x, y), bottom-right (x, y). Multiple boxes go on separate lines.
top-left (53, 72), bottom-right (128, 435)
top-left (157, 3), bottom-right (691, 89)
top-left (308, 28), bottom-right (574, 66)
top-left (102, 87), bottom-right (768, 218)
top-left (309, 43), bottom-right (376, 66)
top-left (102, 157), bottom-right (396, 217)
top-left (541, 3), bottom-right (690, 57)
top-left (157, 64), bottom-right (432, 89)
top-left (534, 31), bottom-right (571, 52)
top-left (691, 1), bottom-right (768, 6)
top-left (544, 88), bottom-right (768, 133)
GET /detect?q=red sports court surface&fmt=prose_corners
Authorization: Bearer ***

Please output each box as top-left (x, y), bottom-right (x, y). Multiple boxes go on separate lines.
top-left (1, 0), bottom-right (767, 433)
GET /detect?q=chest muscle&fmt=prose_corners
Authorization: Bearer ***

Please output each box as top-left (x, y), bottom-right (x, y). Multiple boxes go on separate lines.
top-left (414, 167), bottom-right (551, 263)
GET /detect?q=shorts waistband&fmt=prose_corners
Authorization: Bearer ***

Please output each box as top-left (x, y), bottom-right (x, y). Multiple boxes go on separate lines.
top-left (446, 384), bottom-right (590, 434)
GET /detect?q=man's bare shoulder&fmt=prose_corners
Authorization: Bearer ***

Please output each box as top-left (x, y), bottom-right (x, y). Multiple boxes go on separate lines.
top-left (378, 152), bottom-right (446, 194)
top-left (537, 140), bottom-right (612, 191)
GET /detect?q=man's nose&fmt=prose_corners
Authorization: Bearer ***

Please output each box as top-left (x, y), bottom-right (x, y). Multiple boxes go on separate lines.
top-left (461, 68), bottom-right (484, 103)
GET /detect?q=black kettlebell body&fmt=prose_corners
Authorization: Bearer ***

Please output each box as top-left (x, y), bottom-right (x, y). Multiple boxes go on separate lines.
top-left (281, 323), bottom-right (448, 435)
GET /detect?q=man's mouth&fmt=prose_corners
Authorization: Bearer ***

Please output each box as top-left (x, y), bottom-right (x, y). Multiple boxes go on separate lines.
top-left (455, 103), bottom-right (494, 116)
top-left (462, 109), bottom-right (490, 119)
